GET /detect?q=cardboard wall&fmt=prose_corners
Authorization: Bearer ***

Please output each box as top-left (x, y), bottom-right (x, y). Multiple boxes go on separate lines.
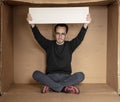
top-left (0, 3), bottom-right (1, 92)
top-left (4, 0), bottom-right (116, 6)
top-left (118, 3), bottom-right (120, 93)
top-left (13, 6), bottom-right (107, 84)
top-left (0, 4), bottom-right (14, 92)
top-left (107, 3), bottom-right (119, 91)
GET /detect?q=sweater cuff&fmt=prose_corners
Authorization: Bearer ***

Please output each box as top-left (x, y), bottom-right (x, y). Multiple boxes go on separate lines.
top-left (31, 24), bottom-right (36, 29)
top-left (82, 26), bottom-right (88, 30)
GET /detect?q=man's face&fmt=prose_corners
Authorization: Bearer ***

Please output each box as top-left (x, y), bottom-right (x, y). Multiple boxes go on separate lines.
top-left (55, 26), bottom-right (67, 45)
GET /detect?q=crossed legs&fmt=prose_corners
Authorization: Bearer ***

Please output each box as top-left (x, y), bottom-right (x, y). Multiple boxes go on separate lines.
top-left (32, 70), bottom-right (85, 94)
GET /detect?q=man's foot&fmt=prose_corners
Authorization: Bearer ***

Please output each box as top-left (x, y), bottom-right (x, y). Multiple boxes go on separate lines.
top-left (64, 86), bottom-right (80, 94)
top-left (41, 86), bottom-right (49, 93)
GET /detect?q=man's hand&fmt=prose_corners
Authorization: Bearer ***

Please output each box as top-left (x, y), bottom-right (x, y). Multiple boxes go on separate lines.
top-left (83, 14), bottom-right (92, 29)
top-left (26, 13), bottom-right (35, 28)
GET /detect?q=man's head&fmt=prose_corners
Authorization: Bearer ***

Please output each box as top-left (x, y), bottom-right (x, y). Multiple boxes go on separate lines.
top-left (54, 24), bottom-right (68, 45)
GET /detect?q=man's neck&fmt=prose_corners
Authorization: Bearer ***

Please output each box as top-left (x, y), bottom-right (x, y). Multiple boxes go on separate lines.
top-left (56, 41), bottom-right (64, 45)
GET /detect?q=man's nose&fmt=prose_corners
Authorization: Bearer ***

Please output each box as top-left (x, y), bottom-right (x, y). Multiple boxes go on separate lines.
top-left (59, 34), bottom-right (62, 37)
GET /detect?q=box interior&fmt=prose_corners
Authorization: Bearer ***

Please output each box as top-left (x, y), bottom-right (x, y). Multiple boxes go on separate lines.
top-left (13, 6), bottom-right (107, 84)
top-left (0, 0), bottom-right (119, 94)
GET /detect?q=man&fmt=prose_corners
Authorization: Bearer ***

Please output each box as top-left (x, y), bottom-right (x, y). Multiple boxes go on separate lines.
top-left (26, 13), bottom-right (91, 94)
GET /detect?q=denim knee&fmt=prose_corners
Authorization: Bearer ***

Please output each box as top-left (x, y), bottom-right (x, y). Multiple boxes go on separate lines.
top-left (75, 72), bottom-right (85, 82)
top-left (32, 70), bottom-right (41, 80)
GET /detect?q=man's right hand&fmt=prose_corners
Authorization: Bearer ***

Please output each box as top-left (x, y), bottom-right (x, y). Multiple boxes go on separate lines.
top-left (26, 13), bottom-right (35, 28)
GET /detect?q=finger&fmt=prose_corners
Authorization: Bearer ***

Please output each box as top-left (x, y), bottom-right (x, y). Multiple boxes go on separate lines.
top-left (86, 14), bottom-right (91, 24)
top-left (27, 13), bottom-right (32, 21)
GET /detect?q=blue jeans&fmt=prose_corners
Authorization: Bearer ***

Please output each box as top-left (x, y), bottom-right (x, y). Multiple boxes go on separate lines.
top-left (32, 71), bottom-right (85, 92)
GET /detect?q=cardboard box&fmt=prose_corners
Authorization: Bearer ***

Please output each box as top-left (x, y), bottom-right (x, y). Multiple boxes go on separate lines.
top-left (0, 0), bottom-right (120, 95)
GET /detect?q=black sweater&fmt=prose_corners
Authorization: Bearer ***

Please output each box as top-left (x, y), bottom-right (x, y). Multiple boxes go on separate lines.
top-left (31, 25), bottom-right (88, 74)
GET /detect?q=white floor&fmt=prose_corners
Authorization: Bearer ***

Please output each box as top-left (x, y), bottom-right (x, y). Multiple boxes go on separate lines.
top-left (0, 84), bottom-right (120, 102)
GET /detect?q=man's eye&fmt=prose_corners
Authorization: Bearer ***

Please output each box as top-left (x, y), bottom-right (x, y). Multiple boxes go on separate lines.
top-left (56, 32), bottom-right (66, 35)
top-left (61, 33), bottom-right (66, 35)
top-left (56, 32), bottom-right (60, 35)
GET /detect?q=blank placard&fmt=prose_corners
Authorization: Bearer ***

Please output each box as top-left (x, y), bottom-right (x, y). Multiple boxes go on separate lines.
top-left (29, 7), bottom-right (89, 24)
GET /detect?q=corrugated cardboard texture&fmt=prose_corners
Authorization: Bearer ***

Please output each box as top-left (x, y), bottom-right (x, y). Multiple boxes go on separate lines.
top-left (1, 84), bottom-right (120, 102)
top-left (107, 4), bottom-right (119, 92)
top-left (13, 6), bottom-right (107, 84)
top-left (1, 4), bottom-right (14, 92)
top-left (4, 0), bottom-right (115, 6)
top-left (0, 3), bottom-right (1, 92)
top-left (118, 2), bottom-right (120, 94)
top-left (0, 3), bottom-right (2, 92)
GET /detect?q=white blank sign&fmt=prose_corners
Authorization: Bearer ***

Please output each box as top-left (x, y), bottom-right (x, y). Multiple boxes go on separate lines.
top-left (29, 7), bottom-right (89, 24)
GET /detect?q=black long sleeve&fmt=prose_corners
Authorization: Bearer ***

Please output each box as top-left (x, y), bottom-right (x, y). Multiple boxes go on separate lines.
top-left (31, 25), bottom-right (51, 50)
top-left (70, 26), bottom-right (88, 52)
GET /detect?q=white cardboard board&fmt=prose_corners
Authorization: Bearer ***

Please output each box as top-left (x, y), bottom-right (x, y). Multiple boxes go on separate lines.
top-left (29, 7), bottom-right (89, 24)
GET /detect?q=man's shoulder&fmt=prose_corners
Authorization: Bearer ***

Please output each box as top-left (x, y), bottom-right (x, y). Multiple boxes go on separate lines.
top-left (65, 41), bottom-right (70, 43)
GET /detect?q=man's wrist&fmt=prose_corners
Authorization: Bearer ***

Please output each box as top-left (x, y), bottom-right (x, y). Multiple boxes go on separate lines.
top-left (31, 24), bottom-right (35, 28)
top-left (83, 23), bottom-right (88, 29)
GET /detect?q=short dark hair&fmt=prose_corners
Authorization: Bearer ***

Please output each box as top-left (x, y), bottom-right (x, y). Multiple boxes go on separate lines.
top-left (54, 24), bottom-right (68, 33)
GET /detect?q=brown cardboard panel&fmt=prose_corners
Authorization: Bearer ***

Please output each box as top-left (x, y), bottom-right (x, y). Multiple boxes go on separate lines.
top-left (4, 0), bottom-right (115, 4)
top-left (13, 6), bottom-right (107, 84)
top-left (119, 76), bottom-right (120, 94)
top-left (107, 4), bottom-right (119, 92)
top-left (3, 0), bottom-right (115, 6)
top-left (0, 3), bottom-right (1, 93)
top-left (31, 0), bottom-right (115, 5)
top-left (118, 3), bottom-right (120, 94)
top-left (1, 4), bottom-right (14, 92)
top-left (1, 84), bottom-right (120, 102)
top-left (7, 84), bottom-right (115, 94)
top-left (118, 0), bottom-right (120, 76)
